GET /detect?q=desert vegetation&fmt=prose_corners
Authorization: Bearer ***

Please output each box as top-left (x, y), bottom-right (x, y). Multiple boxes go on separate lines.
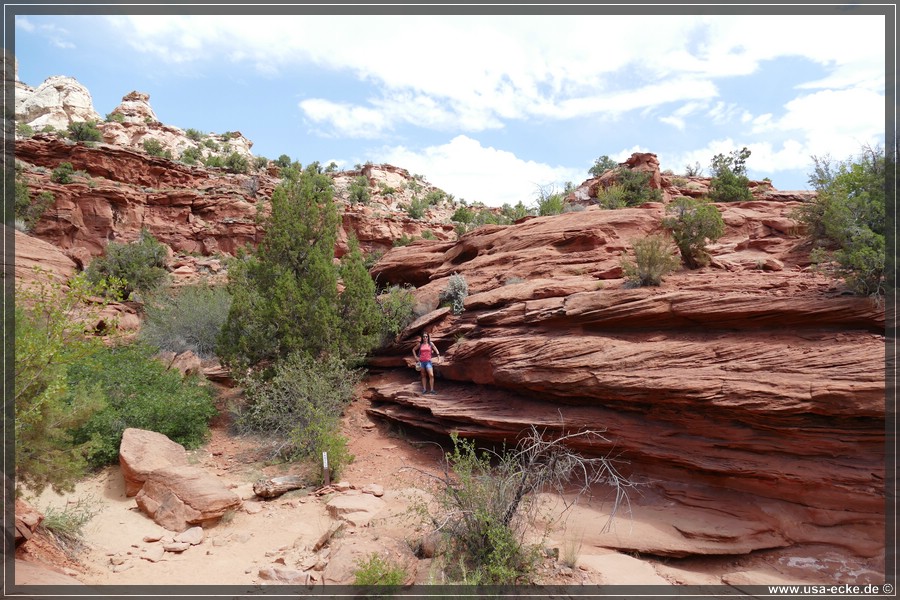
top-left (795, 143), bottom-right (887, 298)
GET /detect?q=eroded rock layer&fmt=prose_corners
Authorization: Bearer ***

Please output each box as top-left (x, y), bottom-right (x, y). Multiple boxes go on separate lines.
top-left (365, 205), bottom-right (885, 560)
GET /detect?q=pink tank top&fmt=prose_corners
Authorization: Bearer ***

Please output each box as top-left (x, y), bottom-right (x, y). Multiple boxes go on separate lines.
top-left (418, 343), bottom-right (432, 362)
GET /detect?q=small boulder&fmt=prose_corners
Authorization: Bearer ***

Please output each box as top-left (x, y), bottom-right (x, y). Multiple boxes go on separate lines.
top-left (325, 492), bottom-right (385, 527)
top-left (135, 465), bottom-right (242, 532)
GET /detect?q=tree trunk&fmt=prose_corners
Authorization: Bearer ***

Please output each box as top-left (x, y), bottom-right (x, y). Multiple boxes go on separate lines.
top-left (252, 475), bottom-right (307, 498)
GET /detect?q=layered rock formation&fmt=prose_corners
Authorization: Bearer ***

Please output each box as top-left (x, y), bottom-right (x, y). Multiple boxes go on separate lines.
top-left (366, 203), bottom-right (885, 560)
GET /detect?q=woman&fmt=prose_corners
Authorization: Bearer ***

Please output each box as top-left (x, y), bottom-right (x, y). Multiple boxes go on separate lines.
top-left (413, 332), bottom-right (440, 394)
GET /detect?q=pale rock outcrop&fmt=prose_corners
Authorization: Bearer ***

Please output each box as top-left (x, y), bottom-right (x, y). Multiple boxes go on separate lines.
top-left (119, 428), bottom-right (190, 497)
top-left (322, 537), bottom-right (417, 585)
top-left (15, 75), bottom-right (103, 131)
top-left (325, 491), bottom-right (385, 527)
top-left (108, 90), bottom-right (158, 123)
top-left (134, 465), bottom-right (242, 532)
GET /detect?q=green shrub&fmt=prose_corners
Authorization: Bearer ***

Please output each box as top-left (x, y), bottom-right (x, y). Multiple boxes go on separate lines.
top-left (707, 147), bottom-right (753, 202)
top-left (353, 553), bottom-right (408, 586)
top-left (594, 184), bottom-right (628, 209)
top-left (105, 112), bottom-right (125, 123)
top-left (16, 122), bottom-right (34, 137)
top-left (85, 229), bottom-right (169, 301)
top-left (393, 234), bottom-right (415, 247)
top-left (451, 206), bottom-right (475, 224)
top-left (589, 155), bottom-right (618, 177)
top-left (15, 169), bottom-right (55, 231)
top-left (225, 151), bottom-right (250, 174)
top-left (67, 120), bottom-right (102, 142)
top-left (140, 284), bottom-right (232, 359)
top-left (180, 146), bottom-right (202, 165)
top-left (254, 156), bottom-right (269, 170)
top-left (795, 146), bottom-right (886, 297)
top-left (142, 138), bottom-right (168, 157)
top-left (405, 197), bottom-right (428, 219)
top-left (438, 273), bottom-right (468, 315)
top-left (185, 128), bottom-right (204, 141)
top-left (621, 234), bottom-right (680, 286)
top-left (536, 188), bottom-right (567, 216)
top-left (274, 154), bottom-right (293, 169)
top-left (377, 285), bottom-right (416, 346)
top-left (420, 430), bottom-right (635, 585)
top-left (500, 200), bottom-right (532, 221)
top-left (51, 162), bottom-right (75, 184)
top-left (616, 168), bottom-right (663, 205)
top-left (348, 175), bottom-right (370, 204)
top-left (14, 274), bottom-right (108, 495)
top-left (421, 229), bottom-right (436, 240)
top-left (425, 189), bottom-right (446, 206)
top-left (203, 138), bottom-right (220, 152)
top-left (67, 342), bottom-right (217, 467)
top-left (39, 496), bottom-right (102, 557)
top-left (203, 155), bottom-right (225, 168)
top-left (235, 352), bottom-right (359, 477)
top-left (661, 197), bottom-right (725, 268)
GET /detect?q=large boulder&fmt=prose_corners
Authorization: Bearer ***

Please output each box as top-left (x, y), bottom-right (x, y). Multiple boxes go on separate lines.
top-left (134, 465), bottom-right (242, 532)
top-left (119, 428), bottom-right (190, 497)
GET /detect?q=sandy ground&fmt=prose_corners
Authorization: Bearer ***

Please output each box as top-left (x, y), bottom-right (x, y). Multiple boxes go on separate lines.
top-left (16, 383), bottom-right (884, 589)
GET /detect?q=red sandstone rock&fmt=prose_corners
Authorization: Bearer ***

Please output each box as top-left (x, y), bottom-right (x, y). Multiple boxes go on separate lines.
top-left (119, 428), bottom-right (190, 497)
top-left (134, 465), bottom-right (243, 532)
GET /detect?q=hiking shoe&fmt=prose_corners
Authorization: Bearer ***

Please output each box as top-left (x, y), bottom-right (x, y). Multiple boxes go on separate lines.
top-left (429, 390), bottom-right (437, 395)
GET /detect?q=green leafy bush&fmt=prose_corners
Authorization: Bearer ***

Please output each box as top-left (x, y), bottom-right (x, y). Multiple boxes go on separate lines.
top-left (225, 151), bottom-right (250, 174)
top-left (142, 138), bottom-right (168, 157)
top-left (203, 155), bottom-right (225, 168)
top-left (662, 197), bottom-right (725, 268)
top-left (500, 200), bottom-right (532, 221)
top-left (51, 162), bottom-right (75, 184)
top-left (451, 206), bottom-right (475, 224)
top-left (15, 168), bottom-right (55, 231)
top-left (589, 155), bottom-right (618, 177)
top-left (425, 189), bottom-right (446, 205)
top-left (68, 342), bottom-right (217, 467)
top-left (616, 168), bottom-right (663, 206)
top-left (594, 184), bottom-right (628, 209)
top-left (14, 274), bottom-right (108, 494)
top-left (353, 553), bottom-right (408, 586)
top-left (795, 145), bottom-right (886, 297)
top-left (254, 156), bottom-right (269, 170)
top-left (67, 120), bottom-right (102, 142)
top-left (621, 234), bottom-right (680, 287)
top-left (536, 188), bottom-right (567, 216)
top-left (348, 175), bottom-right (370, 204)
top-left (185, 128), bottom-right (204, 141)
top-left (180, 146), bottom-right (202, 165)
top-left (421, 229), bottom-right (436, 240)
top-left (707, 147), bottom-right (753, 202)
top-left (16, 122), bottom-right (34, 137)
top-left (140, 284), bottom-right (232, 359)
top-left (235, 352), bottom-right (359, 477)
top-left (405, 197), bottom-right (428, 219)
top-left (377, 285), bottom-right (416, 346)
top-left (85, 229), bottom-right (169, 301)
top-left (105, 112), bottom-right (125, 123)
top-left (438, 273), bottom-right (468, 315)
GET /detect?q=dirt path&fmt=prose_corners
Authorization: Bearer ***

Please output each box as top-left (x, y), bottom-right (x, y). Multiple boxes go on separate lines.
top-left (17, 384), bottom-right (881, 588)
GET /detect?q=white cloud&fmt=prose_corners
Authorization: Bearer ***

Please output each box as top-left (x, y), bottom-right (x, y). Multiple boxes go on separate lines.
top-left (378, 135), bottom-right (585, 208)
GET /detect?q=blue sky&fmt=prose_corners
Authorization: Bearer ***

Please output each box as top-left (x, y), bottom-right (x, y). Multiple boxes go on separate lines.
top-left (13, 8), bottom-right (888, 207)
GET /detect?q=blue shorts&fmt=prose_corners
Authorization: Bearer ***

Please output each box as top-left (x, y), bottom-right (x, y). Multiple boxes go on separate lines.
top-left (420, 361), bottom-right (433, 371)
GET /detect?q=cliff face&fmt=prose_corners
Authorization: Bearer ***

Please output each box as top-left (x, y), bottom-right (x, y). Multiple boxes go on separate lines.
top-left (366, 205), bottom-right (885, 560)
top-left (13, 77), bottom-right (885, 565)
